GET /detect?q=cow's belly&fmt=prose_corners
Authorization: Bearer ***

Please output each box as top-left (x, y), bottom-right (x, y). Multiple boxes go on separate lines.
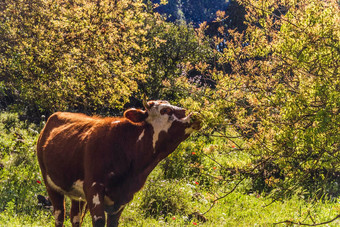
top-left (46, 175), bottom-right (124, 208)
top-left (46, 175), bottom-right (86, 201)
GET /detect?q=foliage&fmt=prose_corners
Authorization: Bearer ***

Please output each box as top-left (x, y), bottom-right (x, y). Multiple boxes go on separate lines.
top-left (0, 0), bottom-right (211, 117)
top-left (140, 179), bottom-right (193, 217)
top-left (141, 19), bottom-right (212, 101)
top-left (160, 135), bottom-right (243, 192)
top-left (185, 0), bottom-right (340, 199)
top-left (0, 0), bottom-right (339, 225)
top-left (0, 112), bottom-right (44, 213)
top-left (0, 0), bottom-right (155, 116)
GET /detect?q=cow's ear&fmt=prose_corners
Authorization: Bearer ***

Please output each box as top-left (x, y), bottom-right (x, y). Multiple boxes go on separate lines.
top-left (124, 109), bottom-right (147, 123)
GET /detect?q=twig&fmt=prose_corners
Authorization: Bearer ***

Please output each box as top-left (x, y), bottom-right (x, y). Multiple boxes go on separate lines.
top-left (202, 154), bottom-right (275, 215)
top-left (273, 214), bottom-right (340, 226)
top-left (200, 133), bottom-right (242, 139)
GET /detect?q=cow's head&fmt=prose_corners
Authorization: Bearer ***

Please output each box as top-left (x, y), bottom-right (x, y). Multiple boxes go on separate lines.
top-left (124, 99), bottom-right (201, 152)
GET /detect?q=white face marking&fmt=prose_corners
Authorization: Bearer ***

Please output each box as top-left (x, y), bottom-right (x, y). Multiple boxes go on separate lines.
top-left (137, 129), bottom-right (145, 142)
top-left (145, 101), bottom-right (193, 150)
top-left (72, 213), bottom-right (80, 224)
top-left (179, 113), bottom-right (192, 124)
top-left (149, 115), bottom-right (172, 149)
top-left (146, 102), bottom-right (181, 149)
top-left (92, 194), bottom-right (100, 207)
top-left (92, 182), bottom-right (97, 187)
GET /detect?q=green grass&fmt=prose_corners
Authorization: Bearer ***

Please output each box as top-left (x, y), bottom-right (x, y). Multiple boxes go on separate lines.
top-left (1, 190), bottom-right (340, 226)
top-left (120, 190), bottom-right (340, 226)
top-left (1, 111), bottom-right (340, 226)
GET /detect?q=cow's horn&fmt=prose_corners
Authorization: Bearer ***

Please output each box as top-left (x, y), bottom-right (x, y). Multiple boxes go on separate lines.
top-left (143, 95), bottom-right (151, 110)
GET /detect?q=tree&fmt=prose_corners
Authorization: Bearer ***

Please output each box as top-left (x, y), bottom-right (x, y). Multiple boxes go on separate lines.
top-left (0, 0), bottom-right (212, 118)
top-left (0, 0), bottom-right (154, 116)
top-left (140, 19), bottom-right (213, 101)
top-left (185, 0), bottom-right (340, 199)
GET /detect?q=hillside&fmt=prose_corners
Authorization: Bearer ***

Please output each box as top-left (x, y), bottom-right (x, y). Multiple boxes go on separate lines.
top-left (152, 0), bottom-right (230, 25)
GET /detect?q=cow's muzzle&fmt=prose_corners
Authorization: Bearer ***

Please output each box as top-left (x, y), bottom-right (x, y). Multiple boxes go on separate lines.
top-left (188, 112), bottom-right (202, 130)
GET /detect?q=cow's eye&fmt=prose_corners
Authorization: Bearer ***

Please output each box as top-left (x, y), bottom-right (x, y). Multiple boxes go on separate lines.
top-left (160, 107), bottom-right (173, 115)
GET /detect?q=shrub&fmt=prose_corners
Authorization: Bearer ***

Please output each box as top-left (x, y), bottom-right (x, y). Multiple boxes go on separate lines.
top-left (140, 179), bottom-right (193, 217)
top-left (182, 0), bottom-right (340, 198)
top-left (0, 0), bottom-right (154, 116)
top-left (160, 137), bottom-right (221, 189)
top-left (0, 0), bottom-right (212, 118)
top-left (0, 112), bottom-right (44, 213)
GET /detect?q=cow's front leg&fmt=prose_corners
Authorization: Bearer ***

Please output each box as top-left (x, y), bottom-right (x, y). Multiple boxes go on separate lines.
top-left (106, 204), bottom-right (125, 227)
top-left (84, 182), bottom-right (106, 227)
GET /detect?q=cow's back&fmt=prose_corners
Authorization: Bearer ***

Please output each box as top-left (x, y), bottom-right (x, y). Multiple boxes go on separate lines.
top-left (37, 112), bottom-right (101, 187)
top-left (38, 112), bottom-right (90, 145)
top-left (37, 112), bottom-right (97, 155)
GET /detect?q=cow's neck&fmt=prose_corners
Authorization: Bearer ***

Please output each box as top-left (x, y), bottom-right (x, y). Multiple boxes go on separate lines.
top-left (132, 148), bottom-right (164, 183)
top-left (105, 125), bottom-right (180, 205)
top-left (132, 139), bottom-right (182, 190)
top-left (131, 125), bottom-right (171, 176)
top-left (105, 148), bottom-right (165, 206)
top-left (134, 135), bottom-right (180, 179)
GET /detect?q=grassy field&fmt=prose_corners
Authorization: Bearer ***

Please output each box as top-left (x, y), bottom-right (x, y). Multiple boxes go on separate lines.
top-left (1, 111), bottom-right (340, 227)
top-left (1, 189), bottom-right (340, 226)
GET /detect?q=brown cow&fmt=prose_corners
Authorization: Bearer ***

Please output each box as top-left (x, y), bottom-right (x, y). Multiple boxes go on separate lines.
top-left (37, 100), bottom-right (201, 227)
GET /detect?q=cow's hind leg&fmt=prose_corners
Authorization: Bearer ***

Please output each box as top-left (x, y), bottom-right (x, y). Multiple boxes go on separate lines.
top-left (46, 187), bottom-right (65, 227)
top-left (107, 206), bottom-right (125, 227)
top-left (70, 200), bottom-right (87, 227)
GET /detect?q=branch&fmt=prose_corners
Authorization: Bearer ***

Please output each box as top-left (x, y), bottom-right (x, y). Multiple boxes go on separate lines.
top-left (273, 214), bottom-right (340, 226)
top-left (200, 133), bottom-right (242, 139)
top-left (202, 154), bottom-right (275, 215)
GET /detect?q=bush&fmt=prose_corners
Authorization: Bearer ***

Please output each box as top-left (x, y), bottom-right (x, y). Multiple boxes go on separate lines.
top-left (183, 0), bottom-right (340, 198)
top-left (0, 0), bottom-right (212, 118)
top-left (0, 0), bottom-right (155, 116)
top-left (160, 137), bottom-right (223, 189)
top-left (140, 179), bottom-right (193, 217)
top-left (0, 112), bottom-right (45, 213)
